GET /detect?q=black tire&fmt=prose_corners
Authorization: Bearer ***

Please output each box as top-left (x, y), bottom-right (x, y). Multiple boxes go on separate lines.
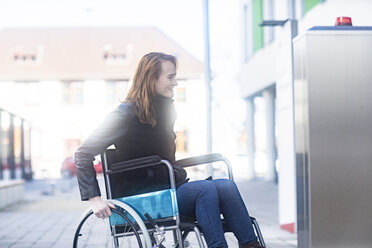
top-left (73, 208), bottom-right (143, 248)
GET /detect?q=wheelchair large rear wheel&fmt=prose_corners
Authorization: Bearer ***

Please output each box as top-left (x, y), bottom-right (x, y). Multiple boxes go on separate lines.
top-left (73, 208), bottom-right (144, 248)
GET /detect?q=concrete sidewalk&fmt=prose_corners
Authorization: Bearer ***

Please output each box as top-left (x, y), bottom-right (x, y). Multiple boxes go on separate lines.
top-left (0, 178), bottom-right (89, 248)
top-left (235, 179), bottom-right (297, 248)
top-left (0, 177), bottom-right (296, 247)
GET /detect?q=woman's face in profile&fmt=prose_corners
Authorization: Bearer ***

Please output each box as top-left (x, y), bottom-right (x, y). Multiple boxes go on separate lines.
top-left (155, 60), bottom-right (177, 98)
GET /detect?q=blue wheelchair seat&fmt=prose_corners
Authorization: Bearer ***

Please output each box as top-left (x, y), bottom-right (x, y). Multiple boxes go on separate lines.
top-left (110, 188), bottom-right (178, 225)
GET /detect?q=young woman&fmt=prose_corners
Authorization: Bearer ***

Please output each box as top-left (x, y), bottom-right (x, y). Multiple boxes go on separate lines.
top-left (75, 52), bottom-right (263, 248)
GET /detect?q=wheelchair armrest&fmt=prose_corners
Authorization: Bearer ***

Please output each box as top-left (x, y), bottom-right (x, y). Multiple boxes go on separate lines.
top-left (174, 153), bottom-right (234, 180)
top-left (106, 155), bottom-right (163, 174)
top-left (174, 153), bottom-right (223, 168)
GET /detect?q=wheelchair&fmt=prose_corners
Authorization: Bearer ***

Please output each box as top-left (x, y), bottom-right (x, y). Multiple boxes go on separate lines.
top-left (73, 150), bottom-right (265, 248)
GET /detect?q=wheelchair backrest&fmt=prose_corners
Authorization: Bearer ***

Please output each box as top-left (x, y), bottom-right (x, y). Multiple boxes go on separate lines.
top-left (101, 149), bottom-right (172, 199)
top-left (101, 149), bottom-right (179, 224)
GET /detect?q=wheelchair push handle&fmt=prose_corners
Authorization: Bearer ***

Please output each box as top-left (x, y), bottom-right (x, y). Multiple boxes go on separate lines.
top-left (174, 153), bottom-right (223, 167)
top-left (174, 153), bottom-right (234, 181)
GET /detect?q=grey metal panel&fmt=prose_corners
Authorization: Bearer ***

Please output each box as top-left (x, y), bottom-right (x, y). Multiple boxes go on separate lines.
top-left (294, 34), bottom-right (310, 248)
top-left (294, 29), bottom-right (372, 248)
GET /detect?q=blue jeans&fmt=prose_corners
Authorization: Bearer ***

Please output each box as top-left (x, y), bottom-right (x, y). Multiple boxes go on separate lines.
top-left (176, 179), bottom-right (257, 248)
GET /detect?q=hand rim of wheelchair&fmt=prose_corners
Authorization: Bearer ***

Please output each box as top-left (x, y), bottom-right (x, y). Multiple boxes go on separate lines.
top-left (73, 200), bottom-right (153, 248)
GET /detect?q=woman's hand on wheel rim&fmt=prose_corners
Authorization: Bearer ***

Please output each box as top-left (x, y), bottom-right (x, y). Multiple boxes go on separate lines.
top-left (89, 196), bottom-right (116, 219)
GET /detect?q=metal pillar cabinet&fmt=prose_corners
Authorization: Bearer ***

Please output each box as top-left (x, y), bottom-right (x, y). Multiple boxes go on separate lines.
top-left (294, 26), bottom-right (372, 248)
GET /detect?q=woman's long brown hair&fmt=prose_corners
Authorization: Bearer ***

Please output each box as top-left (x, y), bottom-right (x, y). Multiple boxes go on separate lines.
top-left (125, 52), bottom-right (177, 127)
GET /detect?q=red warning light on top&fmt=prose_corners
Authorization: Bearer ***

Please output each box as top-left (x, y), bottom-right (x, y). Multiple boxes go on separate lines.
top-left (335, 16), bottom-right (352, 26)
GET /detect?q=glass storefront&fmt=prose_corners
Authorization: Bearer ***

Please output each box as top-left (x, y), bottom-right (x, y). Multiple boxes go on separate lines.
top-left (0, 109), bottom-right (32, 180)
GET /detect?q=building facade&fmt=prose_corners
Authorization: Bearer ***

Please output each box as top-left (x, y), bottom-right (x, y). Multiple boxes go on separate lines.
top-left (238, 0), bottom-right (372, 232)
top-left (0, 27), bottom-right (204, 179)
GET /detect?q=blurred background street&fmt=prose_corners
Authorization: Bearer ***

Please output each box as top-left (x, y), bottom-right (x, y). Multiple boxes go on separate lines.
top-left (0, 177), bottom-right (296, 248)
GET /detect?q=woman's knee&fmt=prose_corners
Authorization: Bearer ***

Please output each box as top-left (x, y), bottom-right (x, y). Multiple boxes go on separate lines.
top-left (179, 180), bottom-right (217, 196)
top-left (196, 180), bottom-right (218, 196)
top-left (213, 179), bottom-right (239, 194)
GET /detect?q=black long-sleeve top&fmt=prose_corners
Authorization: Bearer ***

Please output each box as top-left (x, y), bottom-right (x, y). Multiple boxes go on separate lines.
top-left (75, 95), bottom-right (187, 200)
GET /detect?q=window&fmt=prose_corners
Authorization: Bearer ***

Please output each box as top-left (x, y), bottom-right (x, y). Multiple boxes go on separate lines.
top-left (102, 44), bottom-right (133, 66)
top-left (303, 0), bottom-right (321, 14)
top-left (176, 130), bottom-right (189, 153)
top-left (243, 0), bottom-right (265, 59)
top-left (243, 3), bottom-right (254, 61)
top-left (252, 0), bottom-right (264, 52)
top-left (22, 121), bottom-right (31, 162)
top-left (13, 117), bottom-right (22, 166)
top-left (13, 45), bottom-right (44, 65)
top-left (106, 81), bottom-right (129, 105)
top-left (62, 81), bottom-right (84, 105)
top-left (0, 111), bottom-right (11, 172)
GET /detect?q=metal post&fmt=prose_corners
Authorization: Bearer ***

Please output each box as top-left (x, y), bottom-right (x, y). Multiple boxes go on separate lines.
top-left (8, 114), bottom-right (15, 179)
top-left (20, 119), bottom-right (25, 179)
top-left (203, 0), bottom-right (213, 176)
top-left (28, 123), bottom-right (32, 180)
